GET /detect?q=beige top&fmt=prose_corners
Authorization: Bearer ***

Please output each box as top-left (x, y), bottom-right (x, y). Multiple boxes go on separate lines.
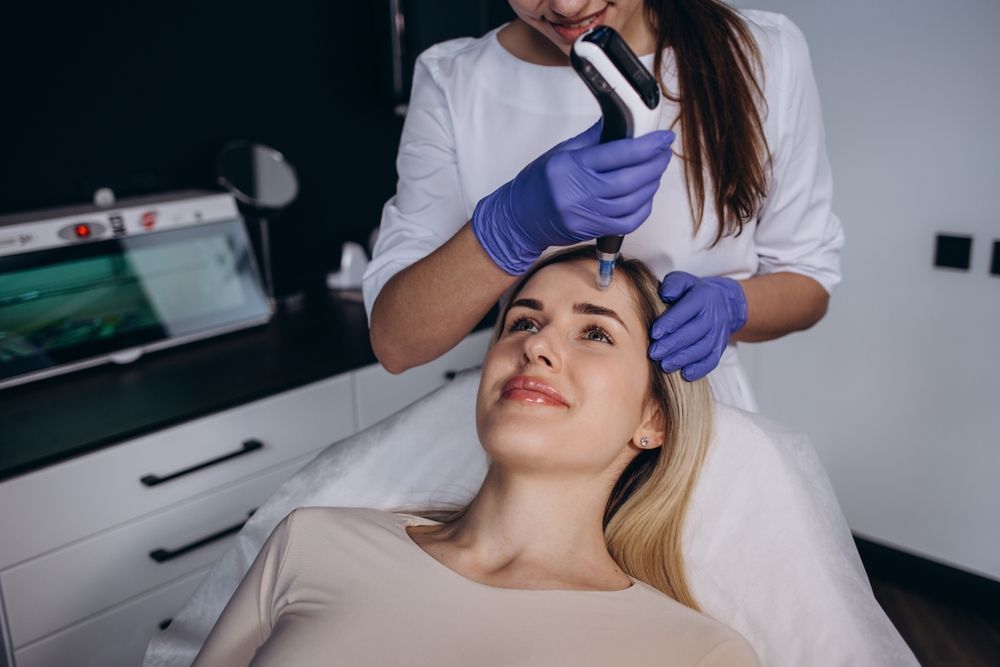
top-left (193, 507), bottom-right (759, 666)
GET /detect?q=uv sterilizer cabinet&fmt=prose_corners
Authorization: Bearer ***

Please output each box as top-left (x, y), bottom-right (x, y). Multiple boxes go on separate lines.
top-left (0, 191), bottom-right (272, 390)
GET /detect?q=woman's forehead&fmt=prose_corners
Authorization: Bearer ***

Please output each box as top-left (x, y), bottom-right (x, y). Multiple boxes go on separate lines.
top-left (514, 261), bottom-right (644, 324)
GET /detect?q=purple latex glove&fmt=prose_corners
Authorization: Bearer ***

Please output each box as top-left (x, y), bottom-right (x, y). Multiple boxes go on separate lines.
top-left (648, 272), bottom-right (748, 381)
top-left (472, 121), bottom-right (675, 275)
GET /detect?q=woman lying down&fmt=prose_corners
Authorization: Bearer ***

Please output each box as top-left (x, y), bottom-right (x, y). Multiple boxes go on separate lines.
top-left (193, 247), bottom-right (760, 666)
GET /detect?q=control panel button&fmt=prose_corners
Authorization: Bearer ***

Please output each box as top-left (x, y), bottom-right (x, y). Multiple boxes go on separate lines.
top-left (109, 214), bottom-right (126, 236)
top-left (58, 221), bottom-right (107, 242)
top-left (141, 211), bottom-right (157, 231)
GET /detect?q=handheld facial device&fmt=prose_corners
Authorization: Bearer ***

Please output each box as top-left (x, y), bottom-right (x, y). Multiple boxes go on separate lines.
top-left (570, 26), bottom-right (663, 289)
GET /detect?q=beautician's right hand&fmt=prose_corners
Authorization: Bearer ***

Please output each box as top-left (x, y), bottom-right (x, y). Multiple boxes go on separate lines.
top-left (471, 121), bottom-right (676, 275)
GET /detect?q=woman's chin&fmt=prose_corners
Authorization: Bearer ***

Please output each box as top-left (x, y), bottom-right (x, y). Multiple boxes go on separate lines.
top-left (479, 421), bottom-right (563, 460)
top-left (479, 417), bottom-right (627, 476)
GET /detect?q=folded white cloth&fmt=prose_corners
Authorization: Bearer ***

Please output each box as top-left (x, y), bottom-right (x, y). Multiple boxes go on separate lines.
top-left (144, 369), bottom-right (916, 666)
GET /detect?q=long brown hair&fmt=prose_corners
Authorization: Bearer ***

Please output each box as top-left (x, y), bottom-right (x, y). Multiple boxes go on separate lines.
top-left (409, 246), bottom-right (714, 610)
top-left (647, 0), bottom-right (770, 245)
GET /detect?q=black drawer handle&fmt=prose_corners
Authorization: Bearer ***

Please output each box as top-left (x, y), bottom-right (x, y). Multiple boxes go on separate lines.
top-left (140, 439), bottom-right (263, 487)
top-left (149, 509), bottom-right (255, 563)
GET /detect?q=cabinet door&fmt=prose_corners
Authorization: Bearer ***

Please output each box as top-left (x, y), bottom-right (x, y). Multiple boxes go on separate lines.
top-left (13, 567), bottom-right (208, 667)
top-left (353, 329), bottom-right (490, 430)
top-left (2, 452), bottom-right (316, 648)
top-left (0, 374), bottom-right (353, 571)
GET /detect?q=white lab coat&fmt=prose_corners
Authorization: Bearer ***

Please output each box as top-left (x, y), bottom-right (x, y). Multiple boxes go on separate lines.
top-left (363, 10), bottom-right (844, 412)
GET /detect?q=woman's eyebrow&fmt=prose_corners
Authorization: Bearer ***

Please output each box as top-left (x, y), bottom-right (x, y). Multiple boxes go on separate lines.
top-left (574, 302), bottom-right (630, 333)
top-left (510, 297), bottom-right (543, 311)
top-left (509, 298), bottom-right (630, 333)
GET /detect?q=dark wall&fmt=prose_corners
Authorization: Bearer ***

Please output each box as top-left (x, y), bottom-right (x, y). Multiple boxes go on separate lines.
top-left (0, 1), bottom-right (511, 296)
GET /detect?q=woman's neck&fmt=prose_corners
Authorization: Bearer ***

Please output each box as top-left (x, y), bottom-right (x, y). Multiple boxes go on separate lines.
top-left (408, 466), bottom-right (631, 591)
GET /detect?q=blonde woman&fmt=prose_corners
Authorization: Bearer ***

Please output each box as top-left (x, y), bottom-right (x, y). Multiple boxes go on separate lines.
top-left (193, 247), bottom-right (759, 666)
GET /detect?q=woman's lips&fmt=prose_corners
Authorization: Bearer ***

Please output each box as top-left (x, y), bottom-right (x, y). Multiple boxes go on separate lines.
top-left (501, 376), bottom-right (569, 408)
top-left (548, 7), bottom-right (607, 43)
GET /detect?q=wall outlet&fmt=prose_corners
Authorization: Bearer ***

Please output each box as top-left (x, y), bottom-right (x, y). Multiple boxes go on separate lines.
top-left (934, 234), bottom-right (973, 271)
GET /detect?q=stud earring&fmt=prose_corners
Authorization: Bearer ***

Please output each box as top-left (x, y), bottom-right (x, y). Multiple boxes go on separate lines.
top-left (639, 436), bottom-right (649, 448)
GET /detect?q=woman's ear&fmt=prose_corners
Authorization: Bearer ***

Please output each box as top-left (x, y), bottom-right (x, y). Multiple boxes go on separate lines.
top-left (631, 400), bottom-right (666, 450)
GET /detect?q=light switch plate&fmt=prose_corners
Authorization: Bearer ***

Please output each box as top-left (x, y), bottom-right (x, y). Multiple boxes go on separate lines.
top-left (934, 234), bottom-right (972, 271)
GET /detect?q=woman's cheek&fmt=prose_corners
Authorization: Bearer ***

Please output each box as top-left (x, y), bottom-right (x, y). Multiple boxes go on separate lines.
top-left (598, 354), bottom-right (652, 419)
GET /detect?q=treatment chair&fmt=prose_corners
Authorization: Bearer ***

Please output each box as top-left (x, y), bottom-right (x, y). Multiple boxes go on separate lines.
top-left (144, 370), bottom-right (917, 666)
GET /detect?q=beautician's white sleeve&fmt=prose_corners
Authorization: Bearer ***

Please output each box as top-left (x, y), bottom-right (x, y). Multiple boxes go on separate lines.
top-left (753, 16), bottom-right (844, 294)
top-left (362, 45), bottom-right (472, 322)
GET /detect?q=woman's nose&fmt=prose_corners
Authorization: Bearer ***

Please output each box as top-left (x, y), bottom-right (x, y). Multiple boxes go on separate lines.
top-left (522, 330), bottom-right (562, 371)
top-left (548, 0), bottom-right (593, 19)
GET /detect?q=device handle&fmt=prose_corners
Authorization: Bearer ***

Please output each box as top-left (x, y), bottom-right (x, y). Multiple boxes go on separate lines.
top-left (597, 235), bottom-right (624, 254)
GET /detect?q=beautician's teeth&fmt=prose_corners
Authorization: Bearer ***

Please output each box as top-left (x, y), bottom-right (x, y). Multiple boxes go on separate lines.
top-left (566, 16), bottom-right (596, 29)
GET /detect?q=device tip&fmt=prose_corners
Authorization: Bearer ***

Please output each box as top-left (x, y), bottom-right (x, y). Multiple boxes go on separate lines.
top-left (596, 260), bottom-right (614, 290)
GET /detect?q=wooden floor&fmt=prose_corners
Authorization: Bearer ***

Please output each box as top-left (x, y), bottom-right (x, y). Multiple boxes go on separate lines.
top-left (869, 576), bottom-right (1000, 666)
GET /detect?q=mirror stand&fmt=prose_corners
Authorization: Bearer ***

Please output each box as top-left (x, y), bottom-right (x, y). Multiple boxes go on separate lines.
top-left (216, 141), bottom-right (299, 311)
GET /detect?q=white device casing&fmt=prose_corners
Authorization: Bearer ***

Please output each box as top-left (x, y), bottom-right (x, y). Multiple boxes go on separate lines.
top-left (571, 38), bottom-right (663, 138)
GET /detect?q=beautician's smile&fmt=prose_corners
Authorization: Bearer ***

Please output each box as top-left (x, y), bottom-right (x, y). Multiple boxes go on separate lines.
top-left (547, 6), bottom-right (608, 43)
top-left (501, 375), bottom-right (569, 407)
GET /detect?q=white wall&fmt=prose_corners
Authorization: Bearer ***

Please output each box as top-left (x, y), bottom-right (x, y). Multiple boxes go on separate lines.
top-left (733, 0), bottom-right (1000, 580)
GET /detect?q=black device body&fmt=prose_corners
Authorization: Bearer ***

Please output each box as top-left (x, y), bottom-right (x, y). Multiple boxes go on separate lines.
top-left (570, 26), bottom-right (662, 257)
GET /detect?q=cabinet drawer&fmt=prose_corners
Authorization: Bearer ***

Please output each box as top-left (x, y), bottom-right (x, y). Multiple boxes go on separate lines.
top-left (0, 373), bottom-right (353, 570)
top-left (2, 452), bottom-right (316, 648)
top-left (353, 329), bottom-right (491, 431)
top-left (14, 567), bottom-right (208, 667)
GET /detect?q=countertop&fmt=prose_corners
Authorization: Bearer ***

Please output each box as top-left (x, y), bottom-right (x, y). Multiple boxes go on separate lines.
top-left (0, 289), bottom-right (494, 481)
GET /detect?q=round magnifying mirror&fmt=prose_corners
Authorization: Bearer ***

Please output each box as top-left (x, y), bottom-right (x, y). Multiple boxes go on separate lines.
top-left (216, 141), bottom-right (299, 309)
top-left (217, 141), bottom-right (299, 210)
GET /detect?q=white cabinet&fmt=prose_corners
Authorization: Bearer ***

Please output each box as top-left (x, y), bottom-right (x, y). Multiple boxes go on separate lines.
top-left (14, 568), bottom-right (210, 667)
top-left (0, 374), bottom-right (355, 571)
top-left (0, 332), bottom-right (490, 667)
top-left (352, 329), bottom-right (491, 430)
top-left (3, 455), bottom-right (314, 648)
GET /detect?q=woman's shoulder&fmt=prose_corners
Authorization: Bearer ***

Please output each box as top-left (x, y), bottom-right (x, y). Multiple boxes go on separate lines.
top-left (260, 508), bottom-right (426, 575)
top-left (278, 506), bottom-right (440, 537)
top-left (280, 505), bottom-right (401, 526)
top-left (737, 9), bottom-right (813, 66)
top-left (272, 506), bottom-right (407, 544)
top-left (695, 635), bottom-right (761, 666)
top-left (627, 581), bottom-right (760, 664)
top-left (733, 9), bottom-right (818, 121)
top-left (415, 27), bottom-right (505, 81)
top-left (738, 8), bottom-right (804, 42)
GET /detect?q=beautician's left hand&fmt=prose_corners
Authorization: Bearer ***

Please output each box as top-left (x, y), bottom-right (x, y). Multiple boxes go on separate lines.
top-left (648, 272), bottom-right (748, 381)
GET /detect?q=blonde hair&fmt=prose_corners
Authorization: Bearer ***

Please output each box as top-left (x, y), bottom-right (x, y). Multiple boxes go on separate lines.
top-left (414, 246), bottom-right (714, 610)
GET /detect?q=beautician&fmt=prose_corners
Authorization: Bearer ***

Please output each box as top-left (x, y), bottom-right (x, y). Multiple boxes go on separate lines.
top-left (363, 0), bottom-right (843, 412)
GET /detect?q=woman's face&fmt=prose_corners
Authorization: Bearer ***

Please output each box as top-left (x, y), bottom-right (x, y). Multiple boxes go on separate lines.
top-left (506, 0), bottom-right (653, 56)
top-left (477, 260), bottom-right (659, 477)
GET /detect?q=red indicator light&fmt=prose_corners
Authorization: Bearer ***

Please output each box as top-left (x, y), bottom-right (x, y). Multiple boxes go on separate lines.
top-left (74, 224), bottom-right (91, 238)
top-left (141, 211), bottom-right (157, 231)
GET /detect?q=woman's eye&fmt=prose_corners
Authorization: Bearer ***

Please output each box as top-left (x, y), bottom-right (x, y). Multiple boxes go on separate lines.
top-left (583, 325), bottom-right (613, 345)
top-left (507, 316), bottom-right (538, 334)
